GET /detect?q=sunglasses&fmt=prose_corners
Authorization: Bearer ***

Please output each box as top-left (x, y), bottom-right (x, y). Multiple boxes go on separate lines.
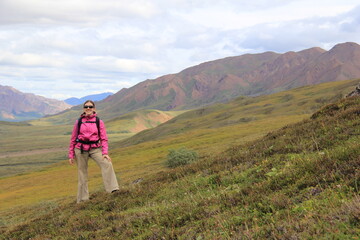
top-left (83, 105), bottom-right (94, 109)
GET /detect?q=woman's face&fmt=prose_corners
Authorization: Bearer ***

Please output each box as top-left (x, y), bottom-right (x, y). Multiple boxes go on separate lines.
top-left (83, 103), bottom-right (95, 116)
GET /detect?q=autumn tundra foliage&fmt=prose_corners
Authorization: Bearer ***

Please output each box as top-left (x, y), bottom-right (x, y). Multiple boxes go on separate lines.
top-left (1, 94), bottom-right (359, 239)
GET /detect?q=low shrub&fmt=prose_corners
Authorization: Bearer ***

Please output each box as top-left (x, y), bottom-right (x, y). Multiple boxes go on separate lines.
top-left (166, 147), bottom-right (199, 168)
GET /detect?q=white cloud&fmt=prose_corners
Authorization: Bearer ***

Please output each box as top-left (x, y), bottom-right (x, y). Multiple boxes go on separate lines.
top-left (236, 4), bottom-right (360, 53)
top-left (0, 51), bottom-right (65, 67)
top-left (0, 0), bottom-right (158, 25)
top-left (82, 56), bottom-right (162, 73)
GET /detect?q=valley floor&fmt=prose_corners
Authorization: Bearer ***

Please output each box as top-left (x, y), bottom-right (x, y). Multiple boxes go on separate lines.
top-left (0, 147), bottom-right (67, 159)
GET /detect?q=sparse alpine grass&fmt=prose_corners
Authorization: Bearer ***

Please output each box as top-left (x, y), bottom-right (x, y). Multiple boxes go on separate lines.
top-left (1, 95), bottom-right (359, 239)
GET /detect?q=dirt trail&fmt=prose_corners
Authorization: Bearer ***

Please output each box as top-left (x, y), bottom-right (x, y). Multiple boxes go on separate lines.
top-left (0, 148), bottom-right (67, 159)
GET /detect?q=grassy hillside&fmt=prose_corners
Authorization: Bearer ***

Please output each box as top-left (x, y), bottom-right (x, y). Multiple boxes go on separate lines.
top-left (0, 80), bottom-right (358, 211)
top-left (0, 109), bottom-right (182, 178)
top-left (118, 78), bottom-right (358, 148)
top-left (105, 109), bottom-right (185, 133)
top-left (1, 90), bottom-right (359, 239)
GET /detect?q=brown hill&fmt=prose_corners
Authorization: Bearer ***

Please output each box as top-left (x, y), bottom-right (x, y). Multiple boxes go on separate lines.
top-left (95, 42), bottom-right (360, 118)
top-left (0, 85), bottom-right (71, 121)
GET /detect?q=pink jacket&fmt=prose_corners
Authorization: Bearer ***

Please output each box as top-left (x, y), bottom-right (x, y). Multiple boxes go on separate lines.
top-left (68, 113), bottom-right (109, 159)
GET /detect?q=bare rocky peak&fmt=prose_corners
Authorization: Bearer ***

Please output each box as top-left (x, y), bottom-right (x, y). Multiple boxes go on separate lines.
top-left (323, 42), bottom-right (360, 62)
top-left (295, 47), bottom-right (326, 61)
top-left (178, 51), bottom-right (280, 77)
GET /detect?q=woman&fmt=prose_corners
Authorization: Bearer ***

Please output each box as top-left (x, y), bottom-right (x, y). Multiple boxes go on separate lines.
top-left (68, 100), bottom-right (119, 203)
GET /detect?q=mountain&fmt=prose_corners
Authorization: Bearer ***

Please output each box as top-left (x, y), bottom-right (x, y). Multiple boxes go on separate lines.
top-left (94, 42), bottom-right (360, 118)
top-left (117, 79), bottom-right (359, 148)
top-left (64, 92), bottom-right (113, 105)
top-left (0, 85), bottom-right (71, 121)
top-left (18, 42), bottom-right (360, 125)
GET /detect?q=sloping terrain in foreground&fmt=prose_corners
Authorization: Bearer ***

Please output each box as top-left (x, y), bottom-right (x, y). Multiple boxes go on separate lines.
top-left (1, 93), bottom-right (359, 239)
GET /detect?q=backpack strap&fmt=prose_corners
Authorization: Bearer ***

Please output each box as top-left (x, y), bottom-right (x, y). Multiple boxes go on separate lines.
top-left (95, 116), bottom-right (100, 138)
top-left (76, 117), bottom-right (83, 139)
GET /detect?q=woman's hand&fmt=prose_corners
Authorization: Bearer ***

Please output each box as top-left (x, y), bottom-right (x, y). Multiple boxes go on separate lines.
top-left (69, 158), bottom-right (75, 165)
top-left (103, 155), bottom-right (112, 162)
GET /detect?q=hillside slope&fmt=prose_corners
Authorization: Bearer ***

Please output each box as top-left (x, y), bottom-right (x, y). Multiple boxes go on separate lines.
top-left (2, 86), bottom-right (359, 239)
top-left (117, 78), bottom-right (358, 148)
top-left (0, 79), bottom-right (358, 212)
top-left (105, 109), bottom-right (185, 133)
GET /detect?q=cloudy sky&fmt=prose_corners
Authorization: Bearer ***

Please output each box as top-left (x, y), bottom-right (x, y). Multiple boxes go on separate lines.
top-left (0, 0), bottom-right (359, 100)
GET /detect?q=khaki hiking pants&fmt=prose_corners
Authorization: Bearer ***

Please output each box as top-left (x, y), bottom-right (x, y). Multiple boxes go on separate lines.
top-left (75, 148), bottom-right (119, 203)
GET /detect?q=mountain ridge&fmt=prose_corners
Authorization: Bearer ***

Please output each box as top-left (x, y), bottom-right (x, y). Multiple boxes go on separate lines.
top-left (64, 92), bottom-right (113, 105)
top-left (0, 85), bottom-right (71, 121)
top-left (5, 42), bottom-right (360, 124)
top-left (93, 42), bottom-right (360, 120)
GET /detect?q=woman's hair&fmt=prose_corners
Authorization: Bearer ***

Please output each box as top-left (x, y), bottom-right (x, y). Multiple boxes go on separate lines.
top-left (83, 100), bottom-right (95, 108)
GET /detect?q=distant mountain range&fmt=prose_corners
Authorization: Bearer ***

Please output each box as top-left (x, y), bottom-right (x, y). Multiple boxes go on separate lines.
top-left (92, 42), bottom-right (360, 120)
top-left (0, 85), bottom-right (71, 121)
top-left (2, 42), bottom-right (360, 123)
top-left (64, 92), bottom-right (113, 105)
